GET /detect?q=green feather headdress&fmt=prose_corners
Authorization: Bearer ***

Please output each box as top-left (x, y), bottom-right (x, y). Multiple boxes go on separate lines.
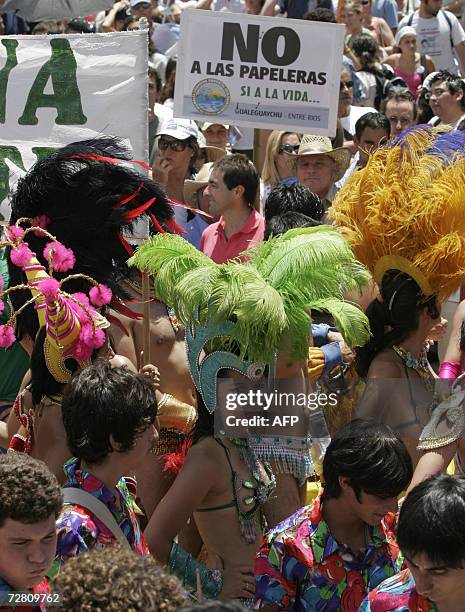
top-left (128, 227), bottom-right (370, 363)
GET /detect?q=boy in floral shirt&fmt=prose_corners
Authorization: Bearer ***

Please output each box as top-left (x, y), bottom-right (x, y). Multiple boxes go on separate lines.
top-left (255, 420), bottom-right (413, 611)
top-left (360, 474), bottom-right (465, 612)
top-left (51, 363), bottom-right (158, 575)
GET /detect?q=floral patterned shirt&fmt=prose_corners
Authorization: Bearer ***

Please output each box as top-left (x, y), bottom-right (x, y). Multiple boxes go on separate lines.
top-left (50, 458), bottom-right (148, 577)
top-left (254, 492), bottom-right (403, 611)
top-left (359, 569), bottom-right (437, 611)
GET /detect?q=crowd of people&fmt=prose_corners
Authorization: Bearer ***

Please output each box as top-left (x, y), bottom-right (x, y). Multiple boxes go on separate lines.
top-left (1, 0), bottom-right (465, 611)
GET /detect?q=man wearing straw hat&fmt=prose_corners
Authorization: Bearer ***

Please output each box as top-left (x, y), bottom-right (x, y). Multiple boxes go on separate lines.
top-left (290, 134), bottom-right (351, 217)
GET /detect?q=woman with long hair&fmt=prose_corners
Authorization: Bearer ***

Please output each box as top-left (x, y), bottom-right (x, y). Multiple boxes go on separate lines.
top-left (260, 130), bottom-right (300, 209)
top-left (384, 26), bottom-right (435, 95)
top-left (145, 390), bottom-right (274, 604)
top-left (360, 0), bottom-right (395, 51)
top-left (350, 33), bottom-right (393, 108)
top-left (330, 127), bottom-right (465, 466)
top-left (355, 271), bottom-right (441, 464)
top-left (2, 227), bottom-right (159, 481)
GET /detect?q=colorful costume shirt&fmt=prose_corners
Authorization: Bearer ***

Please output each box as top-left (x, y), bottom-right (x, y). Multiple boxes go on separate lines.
top-left (254, 493), bottom-right (403, 611)
top-left (51, 458), bottom-right (148, 576)
top-left (359, 569), bottom-right (437, 611)
top-left (0, 577), bottom-right (49, 611)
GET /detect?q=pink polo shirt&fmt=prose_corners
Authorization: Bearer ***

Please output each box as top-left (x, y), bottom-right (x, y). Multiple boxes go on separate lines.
top-left (200, 209), bottom-right (265, 264)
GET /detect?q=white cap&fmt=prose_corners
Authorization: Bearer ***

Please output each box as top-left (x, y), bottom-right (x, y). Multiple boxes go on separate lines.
top-left (394, 26), bottom-right (417, 47)
top-left (157, 118), bottom-right (200, 140)
top-left (422, 71), bottom-right (439, 92)
top-left (130, 0), bottom-right (151, 7)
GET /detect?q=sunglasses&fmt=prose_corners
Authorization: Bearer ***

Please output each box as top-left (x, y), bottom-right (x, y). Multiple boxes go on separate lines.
top-left (158, 137), bottom-right (189, 152)
top-left (278, 144), bottom-right (300, 154)
top-left (340, 81), bottom-right (354, 90)
top-left (133, 2), bottom-right (151, 8)
top-left (361, 0), bottom-right (370, 5)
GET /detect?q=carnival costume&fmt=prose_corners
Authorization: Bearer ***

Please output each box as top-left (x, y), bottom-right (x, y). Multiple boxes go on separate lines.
top-left (0, 221), bottom-right (111, 453)
top-left (7, 138), bottom-right (196, 460)
top-left (129, 226), bottom-right (371, 600)
top-left (329, 126), bottom-right (465, 432)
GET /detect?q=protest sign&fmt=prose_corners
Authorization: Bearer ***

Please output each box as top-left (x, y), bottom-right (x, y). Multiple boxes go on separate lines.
top-left (0, 31), bottom-right (148, 223)
top-left (174, 10), bottom-right (345, 136)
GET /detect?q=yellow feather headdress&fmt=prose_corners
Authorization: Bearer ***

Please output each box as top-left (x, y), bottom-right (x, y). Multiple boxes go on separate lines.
top-left (329, 126), bottom-right (465, 302)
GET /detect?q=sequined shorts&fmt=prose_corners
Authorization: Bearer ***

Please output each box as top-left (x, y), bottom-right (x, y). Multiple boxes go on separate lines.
top-left (154, 428), bottom-right (189, 455)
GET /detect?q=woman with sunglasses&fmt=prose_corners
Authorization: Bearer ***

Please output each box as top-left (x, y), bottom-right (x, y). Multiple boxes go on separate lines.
top-left (260, 131), bottom-right (300, 210)
top-left (152, 118), bottom-right (200, 227)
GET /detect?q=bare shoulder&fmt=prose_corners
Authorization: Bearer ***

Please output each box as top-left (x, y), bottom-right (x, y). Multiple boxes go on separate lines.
top-left (367, 349), bottom-right (404, 379)
top-left (184, 437), bottom-right (224, 473)
top-left (110, 354), bottom-right (137, 371)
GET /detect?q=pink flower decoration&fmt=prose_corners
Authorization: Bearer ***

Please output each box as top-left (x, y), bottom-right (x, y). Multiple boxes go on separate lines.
top-left (43, 241), bottom-right (76, 272)
top-left (73, 339), bottom-right (93, 362)
top-left (79, 324), bottom-right (105, 350)
top-left (5, 226), bottom-right (25, 241)
top-left (37, 278), bottom-right (60, 302)
top-left (72, 292), bottom-right (90, 307)
top-left (0, 324), bottom-right (16, 348)
top-left (10, 243), bottom-right (34, 268)
top-left (89, 284), bottom-right (112, 307)
top-left (0, 300), bottom-right (4, 316)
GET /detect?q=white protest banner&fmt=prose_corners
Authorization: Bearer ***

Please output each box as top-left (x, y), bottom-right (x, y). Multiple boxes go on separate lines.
top-left (174, 10), bottom-right (345, 136)
top-left (0, 31), bottom-right (148, 223)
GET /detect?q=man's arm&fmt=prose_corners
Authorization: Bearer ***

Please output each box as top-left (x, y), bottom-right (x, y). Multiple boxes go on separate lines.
top-left (260, 0), bottom-right (280, 15)
top-left (455, 41), bottom-right (465, 74)
top-left (191, 0), bottom-right (214, 10)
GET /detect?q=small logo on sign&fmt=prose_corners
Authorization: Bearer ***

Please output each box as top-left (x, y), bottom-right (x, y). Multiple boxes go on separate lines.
top-left (192, 79), bottom-right (230, 115)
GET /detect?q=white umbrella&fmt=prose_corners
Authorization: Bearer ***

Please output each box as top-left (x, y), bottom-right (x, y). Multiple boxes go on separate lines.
top-left (2, 0), bottom-right (115, 21)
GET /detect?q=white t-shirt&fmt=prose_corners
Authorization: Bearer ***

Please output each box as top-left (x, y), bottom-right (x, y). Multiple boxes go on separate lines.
top-left (212, 0), bottom-right (246, 11)
top-left (398, 10), bottom-right (465, 75)
top-left (340, 105), bottom-right (377, 137)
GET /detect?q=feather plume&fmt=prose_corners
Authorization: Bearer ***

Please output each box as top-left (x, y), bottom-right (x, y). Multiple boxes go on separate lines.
top-left (330, 125), bottom-right (465, 301)
top-left (130, 229), bottom-right (371, 363)
top-left (308, 299), bottom-right (371, 348)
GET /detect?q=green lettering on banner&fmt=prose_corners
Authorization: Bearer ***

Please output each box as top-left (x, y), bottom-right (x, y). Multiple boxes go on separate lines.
top-left (31, 146), bottom-right (59, 161)
top-left (0, 146), bottom-right (26, 212)
top-left (0, 39), bottom-right (19, 124)
top-left (19, 39), bottom-right (87, 126)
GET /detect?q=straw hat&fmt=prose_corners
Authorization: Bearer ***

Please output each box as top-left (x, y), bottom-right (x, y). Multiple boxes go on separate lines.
top-left (197, 133), bottom-right (226, 163)
top-left (288, 135), bottom-right (351, 182)
top-left (184, 162), bottom-right (214, 208)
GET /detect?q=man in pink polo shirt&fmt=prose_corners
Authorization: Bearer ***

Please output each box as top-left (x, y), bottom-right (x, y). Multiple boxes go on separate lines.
top-left (200, 154), bottom-right (264, 263)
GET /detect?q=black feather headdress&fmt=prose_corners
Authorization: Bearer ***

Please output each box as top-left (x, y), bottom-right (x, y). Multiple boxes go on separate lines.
top-left (8, 137), bottom-right (176, 340)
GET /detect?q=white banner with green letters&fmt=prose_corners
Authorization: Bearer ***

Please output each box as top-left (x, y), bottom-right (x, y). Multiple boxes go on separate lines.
top-left (0, 31), bottom-right (148, 223)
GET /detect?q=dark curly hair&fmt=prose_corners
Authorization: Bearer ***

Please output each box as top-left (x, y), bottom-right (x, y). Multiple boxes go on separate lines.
top-left (62, 362), bottom-right (158, 465)
top-left (0, 454), bottom-right (63, 528)
top-left (52, 545), bottom-right (187, 611)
